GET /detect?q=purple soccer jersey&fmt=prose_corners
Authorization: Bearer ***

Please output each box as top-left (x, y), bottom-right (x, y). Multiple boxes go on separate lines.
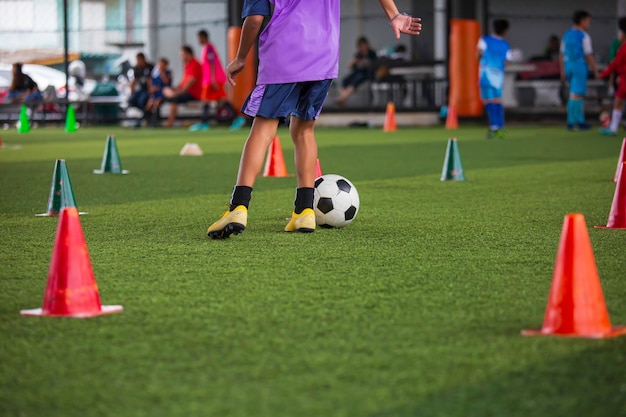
top-left (243, 0), bottom-right (340, 85)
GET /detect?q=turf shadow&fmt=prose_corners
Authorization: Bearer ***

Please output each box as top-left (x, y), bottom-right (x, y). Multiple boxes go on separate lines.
top-left (367, 342), bottom-right (626, 417)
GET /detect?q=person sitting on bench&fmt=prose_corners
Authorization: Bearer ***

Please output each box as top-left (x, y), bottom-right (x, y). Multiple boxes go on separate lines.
top-left (145, 57), bottom-right (172, 127)
top-left (6, 63), bottom-right (42, 103)
top-left (162, 46), bottom-right (203, 128)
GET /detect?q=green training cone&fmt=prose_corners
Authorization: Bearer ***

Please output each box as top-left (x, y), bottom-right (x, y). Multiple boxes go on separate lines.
top-left (65, 105), bottom-right (78, 133)
top-left (93, 135), bottom-right (129, 174)
top-left (440, 138), bottom-right (465, 181)
top-left (36, 159), bottom-right (86, 216)
top-left (17, 105), bottom-right (30, 134)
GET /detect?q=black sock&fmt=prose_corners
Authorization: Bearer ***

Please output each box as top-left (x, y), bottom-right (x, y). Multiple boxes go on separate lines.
top-left (230, 186), bottom-right (253, 211)
top-left (294, 187), bottom-right (314, 214)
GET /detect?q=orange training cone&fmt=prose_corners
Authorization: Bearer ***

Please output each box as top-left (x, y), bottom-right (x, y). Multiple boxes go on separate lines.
top-left (263, 136), bottom-right (289, 177)
top-left (315, 158), bottom-right (323, 178)
top-left (21, 207), bottom-right (123, 318)
top-left (383, 102), bottom-right (397, 132)
top-left (446, 105), bottom-right (458, 129)
top-left (596, 162), bottom-right (626, 229)
top-left (613, 138), bottom-right (626, 183)
top-left (522, 213), bottom-right (626, 338)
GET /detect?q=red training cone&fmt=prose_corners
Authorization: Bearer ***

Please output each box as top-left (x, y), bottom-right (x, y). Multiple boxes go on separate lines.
top-left (315, 158), bottom-right (323, 178)
top-left (445, 105), bottom-right (458, 129)
top-left (263, 136), bottom-right (289, 177)
top-left (613, 138), bottom-right (626, 183)
top-left (383, 102), bottom-right (397, 132)
top-left (522, 213), bottom-right (626, 338)
top-left (21, 207), bottom-right (123, 318)
top-left (596, 162), bottom-right (626, 229)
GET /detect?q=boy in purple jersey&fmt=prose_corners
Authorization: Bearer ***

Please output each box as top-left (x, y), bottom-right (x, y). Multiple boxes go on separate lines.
top-left (208, 0), bottom-right (422, 239)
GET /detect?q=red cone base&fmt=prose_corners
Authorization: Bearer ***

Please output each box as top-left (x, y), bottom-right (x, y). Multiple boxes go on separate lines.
top-left (20, 304), bottom-right (123, 318)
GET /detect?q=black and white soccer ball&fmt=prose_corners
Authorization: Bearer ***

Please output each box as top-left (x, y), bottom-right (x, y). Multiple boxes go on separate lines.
top-left (314, 174), bottom-right (360, 228)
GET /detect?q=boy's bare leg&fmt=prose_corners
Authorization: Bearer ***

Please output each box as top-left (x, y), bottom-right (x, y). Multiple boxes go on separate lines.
top-left (165, 103), bottom-right (178, 127)
top-left (236, 116), bottom-right (280, 186)
top-left (334, 86), bottom-right (354, 106)
top-left (289, 116), bottom-right (317, 188)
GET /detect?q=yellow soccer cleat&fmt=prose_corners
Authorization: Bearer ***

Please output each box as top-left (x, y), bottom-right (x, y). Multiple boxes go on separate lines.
top-left (207, 205), bottom-right (247, 239)
top-left (284, 208), bottom-right (316, 233)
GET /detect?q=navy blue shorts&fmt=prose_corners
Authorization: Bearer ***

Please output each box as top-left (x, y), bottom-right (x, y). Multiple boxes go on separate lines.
top-left (242, 80), bottom-right (332, 121)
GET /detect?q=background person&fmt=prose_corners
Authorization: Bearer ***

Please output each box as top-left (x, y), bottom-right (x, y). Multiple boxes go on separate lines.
top-left (127, 53), bottom-right (154, 117)
top-left (189, 29), bottom-right (228, 131)
top-left (543, 35), bottom-right (560, 61)
top-left (334, 37), bottom-right (378, 106)
top-left (145, 58), bottom-right (172, 127)
top-left (162, 46), bottom-right (203, 128)
top-left (608, 29), bottom-right (624, 96)
top-left (559, 10), bottom-right (600, 131)
top-left (478, 19), bottom-right (511, 139)
top-left (6, 63), bottom-right (42, 103)
top-left (600, 17), bottom-right (626, 136)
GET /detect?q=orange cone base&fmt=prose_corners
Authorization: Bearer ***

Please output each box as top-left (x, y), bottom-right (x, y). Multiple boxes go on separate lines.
top-left (594, 225), bottom-right (626, 230)
top-left (93, 169), bottom-right (129, 175)
top-left (21, 304), bottom-right (123, 318)
top-left (522, 326), bottom-right (626, 339)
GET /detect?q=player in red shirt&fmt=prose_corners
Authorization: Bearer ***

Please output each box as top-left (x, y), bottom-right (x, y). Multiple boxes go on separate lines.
top-left (601, 17), bottom-right (626, 135)
top-left (163, 45), bottom-right (203, 127)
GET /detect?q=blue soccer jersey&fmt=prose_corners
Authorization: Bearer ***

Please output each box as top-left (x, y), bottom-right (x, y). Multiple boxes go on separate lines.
top-left (478, 35), bottom-right (511, 89)
top-left (561, 28), bottom-right (593, 64)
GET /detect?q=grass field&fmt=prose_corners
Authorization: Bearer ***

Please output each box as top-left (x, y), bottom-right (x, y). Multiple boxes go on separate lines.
top-left (1, 124), bottom-right (625, 417)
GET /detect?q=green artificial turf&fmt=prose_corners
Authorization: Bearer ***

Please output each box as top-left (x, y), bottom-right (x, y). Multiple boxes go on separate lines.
top-left (1, 124), bottom-right (625, 417)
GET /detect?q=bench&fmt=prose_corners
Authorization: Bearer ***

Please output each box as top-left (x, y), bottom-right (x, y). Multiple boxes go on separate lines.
top-left (514, 79), bottom-right (610, 108)
top-left (0, 96), bottom-right (124, 126)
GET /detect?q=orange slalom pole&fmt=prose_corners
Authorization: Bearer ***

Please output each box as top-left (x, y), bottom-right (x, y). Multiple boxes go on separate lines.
top-left (448, 19), bottom-right (482, 117)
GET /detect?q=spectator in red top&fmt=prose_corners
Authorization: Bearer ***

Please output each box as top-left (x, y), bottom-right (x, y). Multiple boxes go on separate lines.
top-left (600, 17), bottom-right (626, 136)
top-left (163, 45), bottom-right (203, 127)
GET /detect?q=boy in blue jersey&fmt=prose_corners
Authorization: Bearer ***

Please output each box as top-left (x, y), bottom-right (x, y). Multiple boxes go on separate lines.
top-left (478, 19), bottom-right (511, 139)
top-left (560, 10), bottom-right (600, 130)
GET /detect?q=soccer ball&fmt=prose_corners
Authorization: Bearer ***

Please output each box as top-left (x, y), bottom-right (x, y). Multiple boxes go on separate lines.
top-left (314, 174), bottom-right (360, 228)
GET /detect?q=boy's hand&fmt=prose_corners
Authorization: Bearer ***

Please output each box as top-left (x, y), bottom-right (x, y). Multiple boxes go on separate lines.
top-left (227, 58), bottom-right (246, 86)
top-left (390, 14), bottom-right (422, 39)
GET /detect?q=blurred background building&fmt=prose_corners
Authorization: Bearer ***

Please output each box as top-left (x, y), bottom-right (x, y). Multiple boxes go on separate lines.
top-left (0, 0), bottom-right (623, 116)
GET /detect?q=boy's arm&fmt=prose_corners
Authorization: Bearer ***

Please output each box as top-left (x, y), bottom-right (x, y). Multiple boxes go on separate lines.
top-left (178, 77), bottom-right (196, 94)
top-left (377, 0), bottom-right (422, 39)
top-left (586, 54), bottom-right (600, 79)
top-left (582, 34), bottom-right (600, 78)
top-left (161, 70), bottom-right (171, 84)
top-left (227, 15), bottom-right (264, 86)
top-left (476, 38), bottom-right (486, 60)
